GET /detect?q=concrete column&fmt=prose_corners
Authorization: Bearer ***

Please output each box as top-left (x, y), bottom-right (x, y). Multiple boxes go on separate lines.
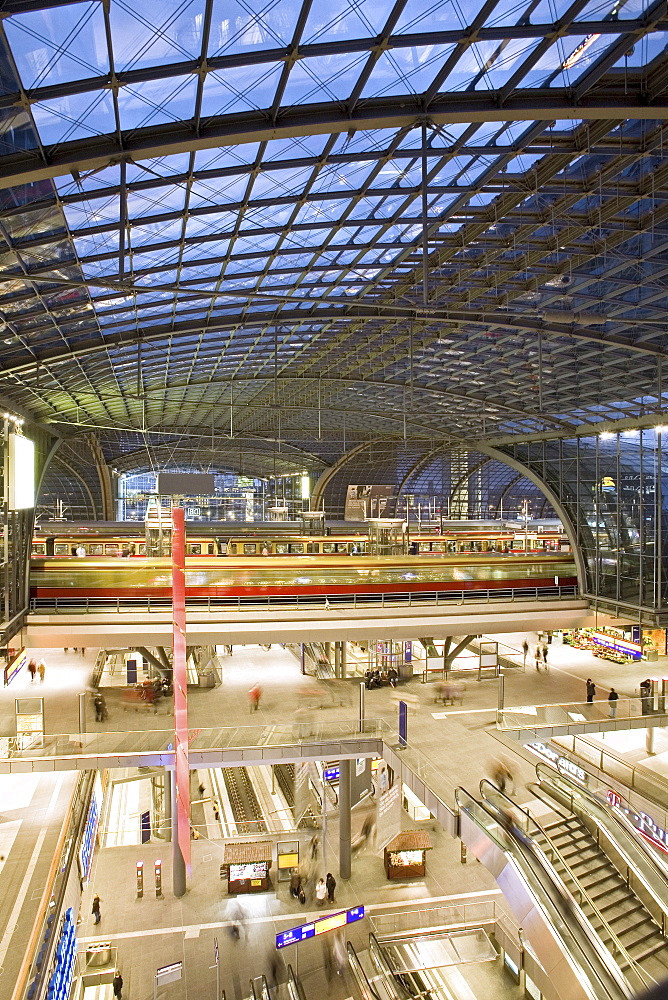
top-left (171, 769), bottom-right (186, 897)
top-left (340, 641), bottom-right (347, 679)
top-left (160, 770), bottom-right (171, 842)
top-left (339, 759), bottom-right (352, 880)
top-left (646, 727), bottom-right (656, 755)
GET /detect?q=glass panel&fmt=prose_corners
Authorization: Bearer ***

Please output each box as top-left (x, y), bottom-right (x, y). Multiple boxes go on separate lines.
top-left (6, 2), bottom-right (109, 89)
top-left (362, 44), bottom-right (455, 98)
top-left (118, 74), bottom-right (198, 130)
top-left (209, 0), bottom-right (302, 56)
top-left (32, 89), bottom-right (115, 146)
top-left (110, 0), bottom-right (205, 71)
top-left (200, 63), bottom-right (282, 117)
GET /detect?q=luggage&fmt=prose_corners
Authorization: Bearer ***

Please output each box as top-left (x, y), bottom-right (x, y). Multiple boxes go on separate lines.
top-left (298, 888), bottom-right (306, 905)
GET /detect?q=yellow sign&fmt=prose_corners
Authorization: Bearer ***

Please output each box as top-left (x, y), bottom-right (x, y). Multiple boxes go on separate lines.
top-left (315, 912), bottom-right (347, 935)
top-left (278, 853), bottom-right (299, 869)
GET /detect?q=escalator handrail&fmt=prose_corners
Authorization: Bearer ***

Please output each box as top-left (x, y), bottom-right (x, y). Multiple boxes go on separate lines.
top-left (286, 965), bottom-right (306, 1000)
top-left (368, 933), bottom-right (412, 1000)
top-left (478, 778), bottom-right (657, 993)
top-left (535, 762), bottom-right (668, 916)
top-left (347, 941), bottom-right (383, 1000)
top-left (455, 786), bottom-right (634, 1000)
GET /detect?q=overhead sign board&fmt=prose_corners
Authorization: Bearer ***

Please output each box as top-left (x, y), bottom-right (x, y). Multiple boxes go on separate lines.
top-left (276, 906), bottom-right (364, 949)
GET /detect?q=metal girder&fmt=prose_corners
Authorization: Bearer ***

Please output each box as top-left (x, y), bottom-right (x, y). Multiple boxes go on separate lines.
top-left (0, 90), bottom-right (664, 191)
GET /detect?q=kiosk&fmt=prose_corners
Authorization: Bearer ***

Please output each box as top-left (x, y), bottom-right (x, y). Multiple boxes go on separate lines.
top-left (383, 831), bottom-right (432, 880)
top-left (222, 842), bottom-right (273, 894)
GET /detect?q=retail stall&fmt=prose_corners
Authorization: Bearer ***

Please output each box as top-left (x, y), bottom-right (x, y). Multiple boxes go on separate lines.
top-left (221, 842), bottom-right (273, 894)
top-left (384, 831), bottom-right (432, 880)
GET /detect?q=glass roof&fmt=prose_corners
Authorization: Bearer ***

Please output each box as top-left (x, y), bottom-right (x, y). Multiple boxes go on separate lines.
top-left (0, 0), bottom-right (666, 473)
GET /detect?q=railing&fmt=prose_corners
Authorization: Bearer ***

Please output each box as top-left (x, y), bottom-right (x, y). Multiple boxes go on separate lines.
top-left (534, 766), bottom-right (668, 931)
top-left (555, 734), bottom-right (668, 826)
top-left (371, 899), bottom-right (501, 939)
top-left (455, 786), bottom-right (633, 1000)
top-left (0, 718), bottom-right (392, 766)
top-left (478, 780), bottom-right (655, 995)
top-left (28, 585), bottom-right (578, 615)
top-left (498, 696), bottom-right (652, 731)
top-left (346, 942), bottom-right (382, 1000)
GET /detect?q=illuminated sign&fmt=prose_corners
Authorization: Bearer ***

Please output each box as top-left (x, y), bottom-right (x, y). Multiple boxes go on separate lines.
top-left (4, 649), bottom-right (27, 687)
top-left (607, 790), bottom-right (668, 854)
top-left (589, 631), bottom-right (642, 660)
top-left (276, 906), bottom-right (364, 949)
top-left (277, 853), bottom-right (299, 869)
top-left (8, 433), bottom-right (34, 509)
top-left (525, 742), bottom-right (587, 784)
top-left (323, 766), bottom-right (340, 782)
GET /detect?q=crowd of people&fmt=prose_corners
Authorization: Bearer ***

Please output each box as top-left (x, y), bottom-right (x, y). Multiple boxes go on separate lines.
top-left (364, 667), bottom-right (398, 688)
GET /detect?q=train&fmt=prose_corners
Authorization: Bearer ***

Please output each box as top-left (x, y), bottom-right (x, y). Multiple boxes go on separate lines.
top-left (31, 521), bottom-right (570, 558)
top-left (29, 553), bottom-right (578, 604)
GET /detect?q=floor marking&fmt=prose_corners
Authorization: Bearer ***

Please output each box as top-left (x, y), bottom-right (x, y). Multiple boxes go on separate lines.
top-left (77, 889), bottom-right (502, 944)
top-left (431, 709), bottom-right (495, 719)
top-left (0, 774), bottom-right (65, 970)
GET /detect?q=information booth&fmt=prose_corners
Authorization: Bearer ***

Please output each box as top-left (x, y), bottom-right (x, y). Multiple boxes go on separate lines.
top-left (384, 831), bottom-right (432, 880)
top-left (222, 842), bottom-right (273, 894)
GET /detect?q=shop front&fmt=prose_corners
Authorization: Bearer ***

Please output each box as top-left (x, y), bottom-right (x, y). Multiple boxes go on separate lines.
top-left (221, 842), bottom-right (273, 894)
top-left (383, 831), bottom-right (432, 880)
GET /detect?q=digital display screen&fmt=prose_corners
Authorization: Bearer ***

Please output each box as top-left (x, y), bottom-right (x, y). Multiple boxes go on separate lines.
top-left (276, 906), bottom-right (364, 949)
top-left (278, 853), bottom-right (299, 869)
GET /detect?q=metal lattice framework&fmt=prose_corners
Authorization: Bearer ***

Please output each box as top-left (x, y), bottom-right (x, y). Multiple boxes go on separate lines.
top-left (0, 0), bottom-right (667, 477)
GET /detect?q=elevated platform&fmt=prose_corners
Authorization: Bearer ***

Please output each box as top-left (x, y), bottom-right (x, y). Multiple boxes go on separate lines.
top-left (20, 597), bottom-right (599, 646)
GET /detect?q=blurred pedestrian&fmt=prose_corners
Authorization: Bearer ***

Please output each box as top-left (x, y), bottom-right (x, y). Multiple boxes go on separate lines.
top-left (213, 800), bottom-right (220, 822)
top-left (289, 869), bottom-right (301, 899)
top-left (112, 971), bottom-right (123, 999)
top-left (28, 659), bottom-right (36, 682)
top-left (586, 678), bottom-right (595, 703)
top-left (310, 834), bottom-right (319, 859)
top-left (522, 639), bottom-right (529, 666)
top-left (534, 649), bottom-right (541, 671)
top-left (326, 871), bottom-right (336, 903)
top-left (640, 678), bottom-right (652, 715)
top-left (37, 659), bottom-right (46, 683)
top-left (92, 894), bottom-right (101, 924)
top-left (332, 931), bottom-right (347, 974)
top-left (608, 688), bottom-right (619, 718)
top-left (541, 644), bottom-right (549, 666)
top-left (248, 683), bottom-right (262, 712)
top-left (491, 759), bottom-right (512, 794)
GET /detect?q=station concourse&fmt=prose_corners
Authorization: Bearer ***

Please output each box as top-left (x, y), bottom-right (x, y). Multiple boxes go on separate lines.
top-left (0, 2), bottom-right (668, 1000)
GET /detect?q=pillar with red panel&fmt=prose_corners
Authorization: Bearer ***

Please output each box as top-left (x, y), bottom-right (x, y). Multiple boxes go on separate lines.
top-left (172, 506), bottom-right (190, 896)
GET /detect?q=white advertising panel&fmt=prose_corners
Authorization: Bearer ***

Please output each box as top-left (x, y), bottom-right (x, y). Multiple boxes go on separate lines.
top-left (8, 433), bottom-right (34, 509)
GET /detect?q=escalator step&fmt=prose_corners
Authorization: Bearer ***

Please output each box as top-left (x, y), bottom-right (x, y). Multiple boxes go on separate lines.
top-left (598, 899), bottom-right (644, 917)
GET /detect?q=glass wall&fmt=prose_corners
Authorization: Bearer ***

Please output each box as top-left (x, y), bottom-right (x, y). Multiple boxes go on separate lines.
top-left (502, 431), bottom-right (668, 620)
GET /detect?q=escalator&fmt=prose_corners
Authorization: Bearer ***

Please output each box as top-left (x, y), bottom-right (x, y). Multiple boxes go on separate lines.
top-left (347, 941), bottom-right (387, 1000)
top-left (456, 785), bottom-right (633, 1000)
top-left (526, 765), bottom-right (668, 983)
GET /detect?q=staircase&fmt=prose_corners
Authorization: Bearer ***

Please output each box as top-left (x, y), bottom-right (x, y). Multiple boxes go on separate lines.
top-left (533, 811), bottom-right (668, 983)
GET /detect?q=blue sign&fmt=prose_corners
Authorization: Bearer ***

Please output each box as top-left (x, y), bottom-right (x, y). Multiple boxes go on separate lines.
top-left (276, 906), bottom-right (364, 949)
top-left (47, 908), bottom-right (76, 1000)
top-left (79, 794), bottom-right (99, 881)
top-left (323, 766), bottom-right (340, 782)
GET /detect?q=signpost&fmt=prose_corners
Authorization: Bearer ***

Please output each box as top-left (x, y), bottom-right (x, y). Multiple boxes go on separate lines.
top-left (275, 906), bottom-right (364, 949)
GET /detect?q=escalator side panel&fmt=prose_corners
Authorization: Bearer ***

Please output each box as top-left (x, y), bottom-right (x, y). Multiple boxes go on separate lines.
top-left (459, 810), bottom-right (600, 1000)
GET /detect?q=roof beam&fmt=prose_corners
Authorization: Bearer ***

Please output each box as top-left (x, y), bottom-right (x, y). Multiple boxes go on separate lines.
top-left (0, 89), bottom-right (664, 191)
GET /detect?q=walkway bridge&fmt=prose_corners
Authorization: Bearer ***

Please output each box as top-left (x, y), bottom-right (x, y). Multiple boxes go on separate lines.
top-left (21, 594), bottom-right (597, 647)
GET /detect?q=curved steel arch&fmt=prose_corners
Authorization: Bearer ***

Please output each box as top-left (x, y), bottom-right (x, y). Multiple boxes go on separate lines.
top-left (311, 437), bottom-right (586, 589)
top-left (0, 91), bottom-right (662, 191)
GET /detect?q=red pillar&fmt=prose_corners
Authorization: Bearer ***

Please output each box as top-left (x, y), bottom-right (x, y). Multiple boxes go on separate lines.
top-left (172, 506), bottom-right (190, 892)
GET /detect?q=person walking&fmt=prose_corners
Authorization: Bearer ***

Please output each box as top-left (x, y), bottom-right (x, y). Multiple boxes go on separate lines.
top-left (326, 871), bottom-right (336, 903)
top-left (248, 683), bottom-right (261, 712)
top-left (586, 679), bottom-right (595, 703)
top-left (608, 688), bottom-right (619, 718)
top-left (541, 644), bottom-right (549, 669)
top-left (640, 678), bottom-right (652, 715)
top-left (28, 659), bottom-right (36, 682)
top-left (522, 639), bottom-right (529, 666)
top-left (289, 869), bottom-right (301, 899)
top-left (92, 894), bottom-right (101, 924)
top-left (112, 971), bottom-right (123, 1000)
top-left (534, 648), bottom-right (542, 672)
top-left (37, 659), bottom-right (46, 683)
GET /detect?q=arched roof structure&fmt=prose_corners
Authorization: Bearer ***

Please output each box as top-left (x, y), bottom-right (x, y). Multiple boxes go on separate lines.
top-left (1, 0), bottom-right (668, 622)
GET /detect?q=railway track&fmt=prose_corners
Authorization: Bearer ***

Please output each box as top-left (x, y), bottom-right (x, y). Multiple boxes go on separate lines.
top-left (273, 764), bottom-right (295, 808)
top-left (222, 767), bottom-right (268, 835)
